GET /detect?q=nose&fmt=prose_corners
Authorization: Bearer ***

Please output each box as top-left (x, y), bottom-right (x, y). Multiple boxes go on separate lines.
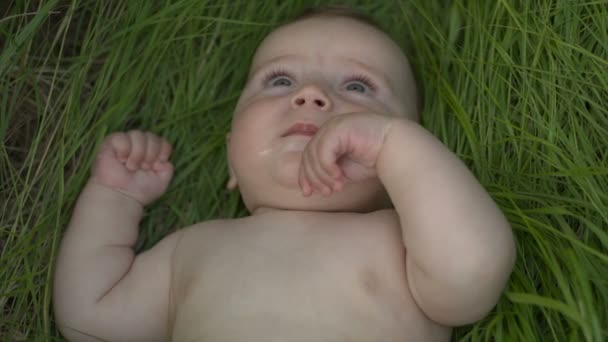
top-left (290, 85), bottom-right (332, 111)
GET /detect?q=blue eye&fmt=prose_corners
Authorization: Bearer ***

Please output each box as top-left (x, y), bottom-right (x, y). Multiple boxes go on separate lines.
top-left (263, 69), bottom-right (294, 87)
top-left (345, 82), bottom-right (367, 93)
top-left (271, 77), bottom-right (292, 87)
top-left (344, 75), bottom-right (376, 93)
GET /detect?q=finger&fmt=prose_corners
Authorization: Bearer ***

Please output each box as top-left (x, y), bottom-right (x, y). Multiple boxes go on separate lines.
top-left (108, 133), bottom-right (131, 163)
top-left (309, 157), bottom-right (332, 196)
top-left (159, 139), bottom-right (172, 162)
top-left (332, 178), bottom-right (344, 192)
top-left (304, 144), bottom-right (332, 197)
top-left (298, 158), bottom-right (312, 196)
top-left (126, 130), bottom-right (146, 171)
top-left (153, 139), bottom-right (173, 172)
top-left (315, 139), bottom-right (344, 192)
top-left (309, 141), bottom-right (338, 196)
top-left (301, 146), bottom-right (320, 196)
top-left (303, 155), bottom-right (323, 196)
top-left (155, 161), bottom-right (174, 181)
top-left (143, 132), bottom-right (161, 170)
top-left (317, 140), bottom-right (344, 191)
top-left (324, 140), bottom-right (344, 180)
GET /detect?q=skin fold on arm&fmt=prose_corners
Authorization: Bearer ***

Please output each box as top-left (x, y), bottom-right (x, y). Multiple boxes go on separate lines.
top-left (376, 118), bottom-right (517, 326)
top-left (53, 131), bottom-right (181, 342)
top-left (296, 112), bottom-right (516, 327)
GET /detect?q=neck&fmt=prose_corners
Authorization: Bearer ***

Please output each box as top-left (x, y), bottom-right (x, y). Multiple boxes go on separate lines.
top-left (251, 206), bottom-right (280, 216)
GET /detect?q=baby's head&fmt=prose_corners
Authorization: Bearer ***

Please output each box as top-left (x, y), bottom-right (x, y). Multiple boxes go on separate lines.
top-left (226, 6), bottom-right (419, 214)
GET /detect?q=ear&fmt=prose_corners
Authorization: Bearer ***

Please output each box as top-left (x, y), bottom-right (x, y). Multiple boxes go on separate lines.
top-left (226, 132), bottom-right (238, 191)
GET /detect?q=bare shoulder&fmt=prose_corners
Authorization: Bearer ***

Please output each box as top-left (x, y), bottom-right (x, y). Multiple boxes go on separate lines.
top-left (175, 217), bottom-right (237, 243)
top-left (170, 217), bottom-right (241, 266)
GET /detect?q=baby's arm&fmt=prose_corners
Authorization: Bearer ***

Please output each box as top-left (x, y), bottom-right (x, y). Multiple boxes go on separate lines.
top-left (53, 131), bottom-right (181, 341)
top-left (377, 119), bottom-right (516, 326)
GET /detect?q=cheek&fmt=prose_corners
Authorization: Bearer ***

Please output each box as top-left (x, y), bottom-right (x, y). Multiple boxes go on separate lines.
top-left (228, 125), bottom-right (259, 170)
top-left (332, 94), bottom-right (386, 116)
top-left (232, 96), bottom-right (285, 136)
top-left (229, 98), bottom-right (283, 158)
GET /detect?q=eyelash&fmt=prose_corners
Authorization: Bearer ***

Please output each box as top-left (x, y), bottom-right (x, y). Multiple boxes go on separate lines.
top-left (345, 74), bottom-right (377, 92)
top-left (261, 68), bottom-right (377, 92)
top-left (262, 69), bottom-right (294, 86)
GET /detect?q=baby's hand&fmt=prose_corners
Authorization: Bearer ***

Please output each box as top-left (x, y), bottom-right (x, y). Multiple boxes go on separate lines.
top-left (298, 112), bottom-right (393, 197)
top-left (91, 130), bottom-right (174, 205)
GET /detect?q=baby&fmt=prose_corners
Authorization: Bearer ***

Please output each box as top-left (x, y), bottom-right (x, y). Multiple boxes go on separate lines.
top-left (54, 7), bottom-right (516, 342)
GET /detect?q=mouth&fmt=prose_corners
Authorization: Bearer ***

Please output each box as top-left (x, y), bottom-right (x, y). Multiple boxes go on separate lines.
top-left (281, 122), bottom-right (319, 137)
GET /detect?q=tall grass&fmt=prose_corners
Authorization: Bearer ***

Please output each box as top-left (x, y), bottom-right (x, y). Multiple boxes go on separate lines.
top-left (1, 0), bottom-right (607, 340)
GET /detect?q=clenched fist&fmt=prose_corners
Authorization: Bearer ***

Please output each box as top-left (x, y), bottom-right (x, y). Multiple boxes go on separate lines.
top-left (91, 130), bottom-right (174, 205)
top-left (299, 112), bottom-right (394, 197)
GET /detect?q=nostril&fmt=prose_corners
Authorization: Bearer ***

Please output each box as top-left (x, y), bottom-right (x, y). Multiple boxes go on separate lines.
top-left (295, 98), bottom-right (305, 106)
top-left (314, 99), bottom-right (325, 107)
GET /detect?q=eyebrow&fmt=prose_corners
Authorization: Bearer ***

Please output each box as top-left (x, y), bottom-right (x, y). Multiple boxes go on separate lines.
top-left (249, 54), bottom-right (395, 92)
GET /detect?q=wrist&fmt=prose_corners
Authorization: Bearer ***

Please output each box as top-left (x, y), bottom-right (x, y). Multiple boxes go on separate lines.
top-left (85, 178), bottom-right (145, 214)
top-left (377, 117), bottom-right (421, 178)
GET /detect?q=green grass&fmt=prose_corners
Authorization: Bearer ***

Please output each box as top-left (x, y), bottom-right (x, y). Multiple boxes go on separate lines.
top-left (1, 0), bottom-right (607, 340)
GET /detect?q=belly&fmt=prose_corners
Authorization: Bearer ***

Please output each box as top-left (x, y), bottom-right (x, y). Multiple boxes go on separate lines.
top-left (169, 211), bottom-right (451, 342)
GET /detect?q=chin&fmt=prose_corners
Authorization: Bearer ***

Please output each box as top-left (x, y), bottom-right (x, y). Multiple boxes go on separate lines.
top-left (270, 155), bottom-right (303, 189)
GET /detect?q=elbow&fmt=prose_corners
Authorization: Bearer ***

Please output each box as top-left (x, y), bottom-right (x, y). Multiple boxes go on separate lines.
top-left (453, 219), bottom-right (517, 320)
top-left (54, 308), bottom-right (88, 342)
top-left (445, 238), bottom-right (517, 326)
top-left (409, 233), bottom-right (517, 327)
top-left (54, 311), bottom-right (86, 342)
top-left (54, 296), bottom-right (101, 342)
top-left (54, 316), bottom-right (105, 342)
top-left (453, 260), bottom-right (515, 325)
top-left (55, 324), bottom-right (88, 342)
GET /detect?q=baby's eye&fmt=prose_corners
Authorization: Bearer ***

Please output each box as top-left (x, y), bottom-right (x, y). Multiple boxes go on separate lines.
top-left (262, 69), bottom-right (295, 88)
top-left (270, 77), bottom-right (292, 87)
top-left (345, 81), bottom-right (368, 93)
top-left (343, 75), bottom-right (376, 94)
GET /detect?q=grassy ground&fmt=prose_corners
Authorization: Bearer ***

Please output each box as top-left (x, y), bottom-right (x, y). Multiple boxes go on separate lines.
top-left (1, 0), bottom-right (607, 340)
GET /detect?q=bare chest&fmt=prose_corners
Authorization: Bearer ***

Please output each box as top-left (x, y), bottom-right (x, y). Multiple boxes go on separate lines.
top-left (169, 210), bottom-right (450, 342)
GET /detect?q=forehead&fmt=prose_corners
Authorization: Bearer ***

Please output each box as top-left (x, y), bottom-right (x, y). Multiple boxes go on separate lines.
top-left (249, 17), bottom-right (409, 79)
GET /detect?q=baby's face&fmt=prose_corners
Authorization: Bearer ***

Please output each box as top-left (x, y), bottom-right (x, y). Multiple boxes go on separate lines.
top-left (227, 16), bottom-right (417, 214)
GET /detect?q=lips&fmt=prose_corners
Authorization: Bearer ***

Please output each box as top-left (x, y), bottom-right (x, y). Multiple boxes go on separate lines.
top-left (281, 123), bottom-right (319, 137)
